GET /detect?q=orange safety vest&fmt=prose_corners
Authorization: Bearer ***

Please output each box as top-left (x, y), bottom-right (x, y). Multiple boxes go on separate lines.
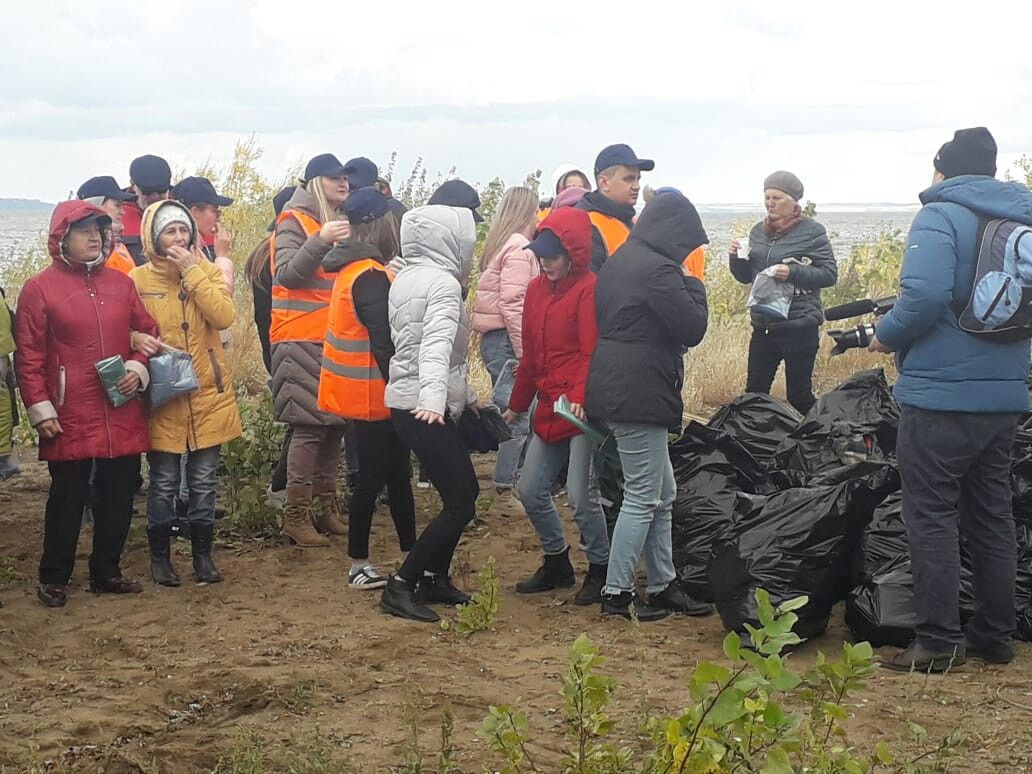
top-left (317, 259), bottom-right (392, 421)
top-left (536, 207), bottom-right (551, 222)
top-left (269, 210), bottom-right (337, 344)
top-left (586, 211), bottom-right (631, 257)
top-left (106, 242), bottom-right (135, 275)
top-left (682, 246), bottom-right (706, 281)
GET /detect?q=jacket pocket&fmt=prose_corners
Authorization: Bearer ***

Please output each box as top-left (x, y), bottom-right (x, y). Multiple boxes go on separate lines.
top-left (58, 365), bottom-right (66, 407)
top-left (207, 348), bottom-right (225, 393)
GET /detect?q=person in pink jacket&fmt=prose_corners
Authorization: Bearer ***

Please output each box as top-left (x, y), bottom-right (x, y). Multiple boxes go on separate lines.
top-left (472, 186), bottom-right (539, 490)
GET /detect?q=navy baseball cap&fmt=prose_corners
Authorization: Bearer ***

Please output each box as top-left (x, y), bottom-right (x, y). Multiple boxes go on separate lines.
top-left (344, 187), bottom-right (391, 225)
top-left (172, 176), bottom-right (234, 207)
top-left (303, 153), bottom-right (347, 183)
top-left (593, 144), bottom-right (655, 176)
top-left (77, 176), bottom-right (136, 202)
top-left (525, 228), bottom-right (565, 260)
top-left (129, 154), bottom-right (172, 194)
top-left (428, 179), bottom-right (484, 223)
top-left (343, 157), bottom-right (378, 190)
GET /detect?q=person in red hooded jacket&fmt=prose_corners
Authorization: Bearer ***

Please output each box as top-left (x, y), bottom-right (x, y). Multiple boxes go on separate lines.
top-left (14, 200), bottom-right (160, 608)
top-left (504, 207), bottom-right (610, 606)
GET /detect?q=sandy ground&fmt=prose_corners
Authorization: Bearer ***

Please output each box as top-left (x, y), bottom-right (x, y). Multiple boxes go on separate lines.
top-left (3, 455), bottom-right (1032, 773)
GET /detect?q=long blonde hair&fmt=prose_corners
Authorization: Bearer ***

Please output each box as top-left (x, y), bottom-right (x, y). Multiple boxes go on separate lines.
top-left (306, 176), bottom-right (342, 224)
top-left (480, 186), bottom-right (538, 272)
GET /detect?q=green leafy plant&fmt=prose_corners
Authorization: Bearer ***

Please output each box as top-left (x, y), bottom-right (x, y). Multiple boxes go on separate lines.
top-left (478, 704), bottom-right (537, 774)
top-left (213, 727), bottom-right (266, 774)
top-left (284, 727), bottom-right (351, 773)
top-left (443, 555), bottom-right (500, 637)
top-left (220, 391), bottom-right (285, 538)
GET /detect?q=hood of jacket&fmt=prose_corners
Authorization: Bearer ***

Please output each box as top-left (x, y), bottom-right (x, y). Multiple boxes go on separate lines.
top-left (577, 189), bottom-right (636, 227)
top-left (627, 191), bottom-right (709, 263)
top-left (399, 204), bottom-right (476, 282)
top-left (284, 185), bottom-right (325, 223)
top-left (921, 175), bottom-right (1032, 223)
top-left (536, 207), bottom-right (592, 281)
top-left (140, 200), bottom-right (200, 281)
top-left (47, 200), bottom-right (113, 268)
top-left (322, 240), bottom-right (386, 272)
top-left (551, 162), bottom-right (589, 195)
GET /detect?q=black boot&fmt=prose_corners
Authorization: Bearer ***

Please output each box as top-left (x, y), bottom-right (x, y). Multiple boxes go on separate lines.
top-left (380, 576), bottom-right (440, 623)
top-left (515, 547), bottom-right (576, 594)
top-left (601, 591), bottom-right (671, 622)
top-left (648, 582), bottom-right (712, 617)
top-left (574, 563), bottom-right (607, 606)
top-left (148, 525), bottom-right (181, 587)
top-left (190, 523), bottom-right (223, 585)
top-left (417, 574), bottom-right (471, 606)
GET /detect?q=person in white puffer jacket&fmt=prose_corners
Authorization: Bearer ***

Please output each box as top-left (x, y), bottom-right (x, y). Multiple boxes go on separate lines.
top-left (380, 189), bottom-right (483, 623)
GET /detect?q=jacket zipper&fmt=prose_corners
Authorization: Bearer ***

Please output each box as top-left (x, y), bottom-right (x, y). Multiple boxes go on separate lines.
top-left (981, 277), bottom-right (1012, 323)
top-left (58, 365), bottom-right (66, 407)
top-left (208, 348), bottom-right (225, 393)
top-left (86, 269), bottom-right (115, 456)
top-left (181, 290), bottom-right (199, 450)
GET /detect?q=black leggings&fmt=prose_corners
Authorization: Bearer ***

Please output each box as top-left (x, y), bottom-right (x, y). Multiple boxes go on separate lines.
top-left (391, 410), bottom-right (478, 582)
top-left (745, 327), bottom-right (820, 416)
top-left (349, 419), bottom-right (417, 560)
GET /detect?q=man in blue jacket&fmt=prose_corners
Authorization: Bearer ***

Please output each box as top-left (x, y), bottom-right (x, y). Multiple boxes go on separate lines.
top-left (870, 127), bottom-right (1032, 672)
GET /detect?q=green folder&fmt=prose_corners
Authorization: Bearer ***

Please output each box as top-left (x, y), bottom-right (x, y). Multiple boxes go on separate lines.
top-left (553, 395), bottom-right (608, 445)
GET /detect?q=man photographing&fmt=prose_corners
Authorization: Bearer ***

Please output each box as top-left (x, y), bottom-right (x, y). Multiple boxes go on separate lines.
top-left (869, 127), bottom-right (1032, 672)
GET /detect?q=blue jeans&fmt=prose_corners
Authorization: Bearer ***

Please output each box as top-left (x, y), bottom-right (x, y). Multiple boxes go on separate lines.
top-left (148, 446), bottom-right (222, 528)
top-left (516, 431), bottom-right (609, 565)
top-left (604, 423), bottom-right (676, 596)
top-left (480, 329), bottom-right (528, 488)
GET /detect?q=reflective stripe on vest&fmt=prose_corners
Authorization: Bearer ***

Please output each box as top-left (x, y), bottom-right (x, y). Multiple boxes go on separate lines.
top-left (316, 259), bottom-right (392, 421)
top-left (269, 209), bottom-right (338, 343)
top-left (586, 211), bottom-right (631, 257)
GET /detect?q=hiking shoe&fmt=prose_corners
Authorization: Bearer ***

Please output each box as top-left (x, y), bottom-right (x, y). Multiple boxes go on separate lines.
top-left (881, 642), bottom-right (966, 673)
top-left (648, 582), bottom-right (713, 617)
top-left (601, 592), bottom-right (671, 622)
top-left (515, 548), bottom-right (576, 594)
top-left (573, 563), bottom-right (607, 606)
top-left (965, 636), bottom-right (1014, 665)
top-left (37, 584), bottom-right (68, 608)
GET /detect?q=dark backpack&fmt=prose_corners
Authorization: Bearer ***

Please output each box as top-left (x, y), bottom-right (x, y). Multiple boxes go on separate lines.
top-left (954, 218), bottom-right (1032, 341)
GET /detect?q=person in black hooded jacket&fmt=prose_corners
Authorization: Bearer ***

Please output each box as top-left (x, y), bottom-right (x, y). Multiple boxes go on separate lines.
top-left (585, 190), bottom-right (711, 621)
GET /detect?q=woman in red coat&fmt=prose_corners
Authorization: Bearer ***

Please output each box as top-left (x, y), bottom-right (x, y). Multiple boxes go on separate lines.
top-left (505, 207), bottom-right (610, 605)
top-left (14, 200), bottom-right (159, 608)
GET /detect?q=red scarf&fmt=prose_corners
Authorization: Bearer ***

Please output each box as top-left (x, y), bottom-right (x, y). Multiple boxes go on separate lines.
top-left (763, 206), bottom-right (803, 238)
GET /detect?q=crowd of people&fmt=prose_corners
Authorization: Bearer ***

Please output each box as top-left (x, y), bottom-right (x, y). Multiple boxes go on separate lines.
top-left (3, 127), bottom-right (1032, 672)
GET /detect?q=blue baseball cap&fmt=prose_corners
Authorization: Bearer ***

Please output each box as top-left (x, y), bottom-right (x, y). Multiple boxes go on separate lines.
top-left (77, 176), bottom-right (136, 202)
top-left (344, 187), bottom-right (390, 225)
top-left (428, 179), bottom-right (484, 223)
top-left (343, 157), bottom-right (378, 190)
top-left (525, 228), bottom-right (565, 260)
top-left (129, 154), bottom-right (172, 194)
top-left (303, 153), bottom-right (347, 183)
top-left (172, 176), bottom-right (234, 207)
top-left (593, 144), bottom-right (655, 176)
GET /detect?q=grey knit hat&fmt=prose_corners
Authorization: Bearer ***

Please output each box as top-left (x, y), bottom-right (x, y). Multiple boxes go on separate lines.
top-left (763, 171), bottom-right (804, 201)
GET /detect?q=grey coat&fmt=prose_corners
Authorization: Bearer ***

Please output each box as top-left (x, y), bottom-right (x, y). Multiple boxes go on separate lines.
top-left (269, 187), bottom-right (345, 427)
top-left (385, 205), bottom-right (478, 418)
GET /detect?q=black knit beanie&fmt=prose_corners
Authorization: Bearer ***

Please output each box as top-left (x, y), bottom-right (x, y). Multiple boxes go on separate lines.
top-left (934, 127), bottom-right (997, 179)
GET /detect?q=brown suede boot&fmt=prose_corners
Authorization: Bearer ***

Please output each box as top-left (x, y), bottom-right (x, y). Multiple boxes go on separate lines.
top-left (282, 486), bottom-right (330, 547)
top-left (313, 486), bottom-right (348, 535)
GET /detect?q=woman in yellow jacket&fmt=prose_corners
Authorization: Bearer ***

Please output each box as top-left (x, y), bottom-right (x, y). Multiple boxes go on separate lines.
top-left (132, 200), bottom-right (242, 587)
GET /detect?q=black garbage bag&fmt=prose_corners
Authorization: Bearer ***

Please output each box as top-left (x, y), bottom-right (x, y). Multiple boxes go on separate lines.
top-left (709, 472), bottom-right (888, 641)
top-left (769, 369), bottom-right (899, 489)
top-left (707, 393), bottom-right (802, 467)
top-left (596, 433), bottom-right (623, 533)
top-left (1012, 429), bottom-right (1032, 522)
top-left (670, 423), bottom-right (768, 601)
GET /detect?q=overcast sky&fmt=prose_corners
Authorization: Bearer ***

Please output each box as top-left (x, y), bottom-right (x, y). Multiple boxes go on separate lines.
top-left (3, 0), bottom-right (1031, 204)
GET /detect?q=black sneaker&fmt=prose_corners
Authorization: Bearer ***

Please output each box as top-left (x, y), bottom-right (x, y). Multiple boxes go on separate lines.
top-left (881, 642), bottom-right (966, 673)
top-left (965, 636), bottom-right (1014, 665)
top-left (601, 592), bottom-right (671, 622)
top-left (648, 582), bottom-right (713, 617)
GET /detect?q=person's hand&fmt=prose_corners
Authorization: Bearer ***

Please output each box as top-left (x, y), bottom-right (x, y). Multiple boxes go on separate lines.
top-left (319, 221), bottom-right (351, 245)
top-left (116, 371), bottom-right (142, 397)
top-left (569, 402), bottom-right (587, 421)
top-left (214, 222), bottom-right (233, 257)
top-left (37, 418), bottom-right (63, 439)
top-left (130, 332), bottom-right (163, 356)
top-left (502, 409), bottom-right (518, 425)
top-left (729, 239), bottom-right (741, 257)
top-left (772, 264), bottom-right (791, 282)
top-left (867, 334), bottom-right (894, 355)
top-left (467, 399), bottom-right (483, 418)
top-left (412, 408), bottom-right (445, 425)
top-left (167, 245), bottom-right (202, 275)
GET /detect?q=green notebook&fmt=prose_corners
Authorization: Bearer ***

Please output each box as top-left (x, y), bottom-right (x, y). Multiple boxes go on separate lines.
top-left (553, 395), bottom-right (607, 445)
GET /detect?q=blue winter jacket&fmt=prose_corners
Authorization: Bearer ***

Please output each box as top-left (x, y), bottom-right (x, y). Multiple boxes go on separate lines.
top-left (875, 175), bottom-right (1032, 413)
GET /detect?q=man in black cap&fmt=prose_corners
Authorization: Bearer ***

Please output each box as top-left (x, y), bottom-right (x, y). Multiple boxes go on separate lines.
top-left (375, 177), bottom-right (408, 222)
top-left (577, 143), bottom-right (654, 273)
top-left (173, 176), bottom-right (236, 278)
top-left (871, 127), bottom-right (1032, 673)
top-left (428, 179), bottom-right (484, 223)
top-left (76, 176), bottom-right (138, 269)
top-left (124, 154), bottom-right (173, 265)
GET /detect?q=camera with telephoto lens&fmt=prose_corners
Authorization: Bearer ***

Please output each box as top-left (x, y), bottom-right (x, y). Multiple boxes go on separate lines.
top-left (824, 296), bottom-right (897, 356)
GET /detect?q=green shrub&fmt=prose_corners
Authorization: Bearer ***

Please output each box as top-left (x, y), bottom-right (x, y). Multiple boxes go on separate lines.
top-left (220, 390), bottom-right (284, 538)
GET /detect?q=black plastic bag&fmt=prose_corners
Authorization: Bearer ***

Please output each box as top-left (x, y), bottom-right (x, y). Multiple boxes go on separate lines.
top-left (669, 423), bottom-right (768, 601)
top-left (707, 393), bottom-right (802, 467)
top-left (457, 406), bottom-right (512, 453)
top-left (769, 369), bottom-right (899, 489)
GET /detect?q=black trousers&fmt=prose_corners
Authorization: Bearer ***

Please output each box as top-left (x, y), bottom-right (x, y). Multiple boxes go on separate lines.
top-left (270, 426), bottom-right (293, 493)
top-left (745, 327), bottom-right (820, 416)
top-left (349, 419), bottom-right (417, 560)
top-left (898, 405), bottom-right (1020, 651)
top-left (40, 455), bottom-right (140, 586)
top-left (391, 410), bottom-right (479, 582)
